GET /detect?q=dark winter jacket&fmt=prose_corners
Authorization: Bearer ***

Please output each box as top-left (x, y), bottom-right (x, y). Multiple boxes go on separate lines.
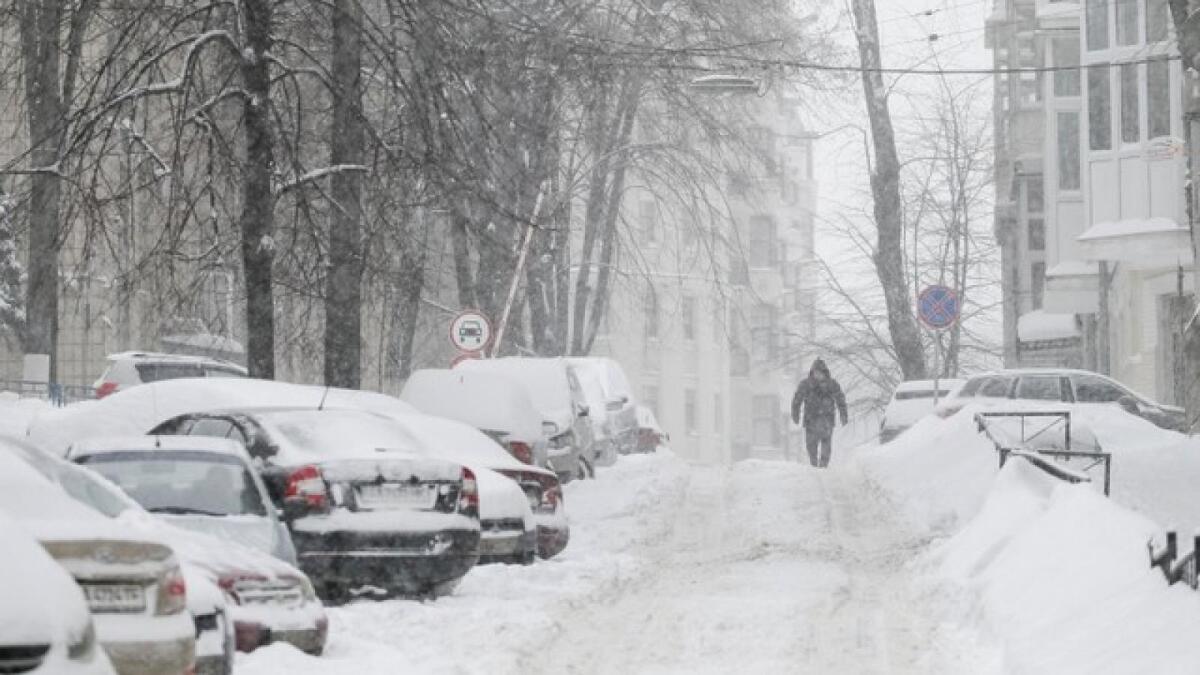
top-left (791, 359), bottom-right (848, 436)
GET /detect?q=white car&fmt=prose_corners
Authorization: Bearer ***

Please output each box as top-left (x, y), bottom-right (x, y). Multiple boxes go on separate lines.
top-left (401, 368), bottom-right (550, 468)
top-left (12, 437), bottom-right (327, 660)
top-left (66, 436), bottom-right (298, 565)
top-left (0, 512), bottom-right (115, 675)
top-left (94, 351), bottom-right (247, 399)
top-left (457, 357), bottom-right (596, 481)
top-left (567, 357), bottom-right (638, 462)
top-left (0, 436), bottom-right (196, 675)
top-left (879, 379), bottom-right (965, 443)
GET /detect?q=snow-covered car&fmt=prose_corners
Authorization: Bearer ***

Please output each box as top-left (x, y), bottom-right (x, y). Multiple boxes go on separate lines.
top-left (568, 357), bottom-right (638, 460)
top-left (400, 368), bottom-right (549, 468)
top-left (9, 437), bottom-right (328, 660)
top-left (149, 407), bottom-right (482, 601)
top-left (355, 399), bottom-right (570, 560)
top-left (937, 368), bottom-right (1187, 433)
top-left (879, 379), bottom-right (965, 443)
top-left (67, 435), bottom-right (298, 565)
top-left (634, 405), bottom-right (667, 454)
top-left (0, 511), bottom-right (115, 675)
top-left (0, 436), bottom-right (196, 675)
top-left (457, 357), bottom-right (596, 481)
top-left (94, 351), bottom-right (247, 399)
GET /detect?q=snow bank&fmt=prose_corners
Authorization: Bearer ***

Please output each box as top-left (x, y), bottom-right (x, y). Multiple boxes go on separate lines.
top-left (929, 459), bottom-right (1200, 674)
top-left (237, 451), bottom-right (688, 674)
top-left (0, 394), bottom-right (52, 436)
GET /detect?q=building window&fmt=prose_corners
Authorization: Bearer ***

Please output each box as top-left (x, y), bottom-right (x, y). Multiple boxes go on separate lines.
top-left (1052, 37), bottom-right (1081, 97)
top-left (1088, 65), bottom-right (1111, 151)
top-left (714, 393), bottom-right (724, 433)
top-left (638, 199), bottom-right (657, 243)
top-left (1057, 112), bottom-right (1082, 190)
top-left (749, 216), bottom-right (775, 268)
top-left (1146, 0), bottom-right (1170, 43)
top-left (643, 385), bottom-right (659, 417)
top-left (751, 304), bottom-right (777, 360)
top-left (1029, 218), bottom-right (1045, 251)
top-left (730, 345), bottom-right (749, 376)
top-left (752, 395), bottom-right (779, 446)
top-left (1120, 63), bottom-right (1140, 144)
top-left (1086, 0), bottom-right (1109, 51)
top-left (713, 297), bottom-right (726, 342)
top-left (685, 388), bottom-right (697, 433)
top-left (644, 291), bottom-right (659, 339)
top-left (682, 296), bottom-right (696, 341)
top-left (1116, 0), bottom-right (1138, 45)
top-left (1148, 59), bottom-right (1171, 138)
top-left (1031, 262), bottom-right (1046, 310)
top-left (1026, 176), bottom-right (1044, 214)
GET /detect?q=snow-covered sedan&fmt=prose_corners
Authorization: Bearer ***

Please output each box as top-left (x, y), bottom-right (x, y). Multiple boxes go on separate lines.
top-left (879, 379), bottom-right (964, 443)
top-left (0, 436), bottom-right (196, 675)
top-left (9, 436), bottom-right (328, 661)
top-left (66, 435), bottom-right (298, 565)
top-left (150, 407), bottom-right (482, 601)
top-left (0, 512), bottom-right (115, 675)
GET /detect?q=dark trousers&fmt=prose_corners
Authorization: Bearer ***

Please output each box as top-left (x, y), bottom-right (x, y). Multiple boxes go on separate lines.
top-left (805, 429), bottom-right (832, 467)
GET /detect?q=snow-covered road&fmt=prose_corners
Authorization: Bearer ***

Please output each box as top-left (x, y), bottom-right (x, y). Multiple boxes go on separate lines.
top-left (241, 452), bottom-right (998, 674)
top-left (534, 461), bottom-right (993, 675)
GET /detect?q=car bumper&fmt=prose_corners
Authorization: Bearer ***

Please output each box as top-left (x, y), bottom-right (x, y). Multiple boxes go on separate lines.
top-left (97, 612), bottom-right (195, 675)
top-left (537, 522), bottom-right (570, 559)
top-left (233, 620), bottom-right (327, 656)
top-left (477, 527), bottom-right (536, 562)
top-left (291, 528), bottom-right (481, 594)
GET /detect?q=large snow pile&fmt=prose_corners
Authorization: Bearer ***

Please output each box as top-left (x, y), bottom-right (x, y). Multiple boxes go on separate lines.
top-left (859, 403), bottom-right (1200, 674)
top-left (237, 450), bottom-right (688, 674)
top-left (0, 394), bottom-right (51, 437)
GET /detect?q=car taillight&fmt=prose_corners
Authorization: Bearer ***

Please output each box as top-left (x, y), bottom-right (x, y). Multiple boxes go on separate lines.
top-left (459, 467), bottom-right (479, 517)
top-left (156, 565), bottom-right (187, 615)
top-left (95, 381), bottom-right (118, 399)
top-left (508, 441), bottom-right (534, 464)
top-left (542, 482), bottom-right (562, 509)
top-left (284, 465), bottom-right (329, 511)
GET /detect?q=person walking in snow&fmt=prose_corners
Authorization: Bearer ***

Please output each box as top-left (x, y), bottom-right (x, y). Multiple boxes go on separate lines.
top-left (791, 358), bottom-right (848, 468)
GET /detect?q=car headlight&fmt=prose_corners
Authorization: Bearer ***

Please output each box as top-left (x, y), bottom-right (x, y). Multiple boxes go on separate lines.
top-left (67, 619), bottom-right (96, 661)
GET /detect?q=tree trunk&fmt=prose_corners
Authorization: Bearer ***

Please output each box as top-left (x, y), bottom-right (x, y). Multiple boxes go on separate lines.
top-left (19, 0), bottom-right (67, 376)
top-left (851, 0), bottom-right (928, 380)
top-left (324, 0), bottom-right (366, 388)
top-left (239, 0), bottom-right (276, 379)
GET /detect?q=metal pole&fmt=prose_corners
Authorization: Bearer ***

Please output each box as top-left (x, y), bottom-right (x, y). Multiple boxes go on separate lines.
top-left (491, 192), bottom-right (543, 357)
top-left (933, 329), bottom-right (941, 407)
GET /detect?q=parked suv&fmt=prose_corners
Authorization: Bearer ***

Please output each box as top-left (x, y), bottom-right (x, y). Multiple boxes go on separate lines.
top-left (94, 352), bottom-right (247, 399)
top-left (150, 407), bottom-right (482, 601)
top-left (938, 368), bottom-right (1187, 432)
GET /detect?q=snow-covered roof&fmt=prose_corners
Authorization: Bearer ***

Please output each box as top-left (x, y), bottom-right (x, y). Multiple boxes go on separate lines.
top-left (1077, 217), bottom-right (1193, 268)
top-left (400, 369), bottom-right (543, 442)
top-left (894, 379), bottom-right (966, 393)
top-left (68, 435), bottom-right (248, 460)
top-left (1045, 260), bottom-right (1099, 278)
top-left (159, 333), bottom-right (246, 355)
top-left (1017, 310), bottom-right (1080, 342)
top-left (1077, 217), bottom-right (1185, 241)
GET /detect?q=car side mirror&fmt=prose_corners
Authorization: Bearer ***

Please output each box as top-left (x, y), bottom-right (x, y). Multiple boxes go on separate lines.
top-left (1116, 396), bottom-right (1140, 415)
top-left (249, 437), bottom-right (279, 459)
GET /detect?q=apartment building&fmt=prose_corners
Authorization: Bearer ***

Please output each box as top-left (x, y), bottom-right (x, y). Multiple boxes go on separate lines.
top-left (593, 94), bottom-right (817, 464)
top-left (987, 0), bottom-right (1197, 405)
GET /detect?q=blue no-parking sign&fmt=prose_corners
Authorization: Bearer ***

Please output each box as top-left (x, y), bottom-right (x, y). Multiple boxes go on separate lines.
top-left (917, 285), bottom-right (960, 330)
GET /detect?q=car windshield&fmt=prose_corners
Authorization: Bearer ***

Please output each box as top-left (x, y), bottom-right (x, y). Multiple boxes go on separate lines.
top-left (78, 450), bottom-right (267, 516)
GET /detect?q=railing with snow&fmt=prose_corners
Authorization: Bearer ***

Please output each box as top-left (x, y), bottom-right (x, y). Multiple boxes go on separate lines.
top-left (1148, 531), bottom-right (1200, 589)
top-left (974, 411), bottom-right (1112, 496)
top-left (0, 379), bottom-right (95, 406)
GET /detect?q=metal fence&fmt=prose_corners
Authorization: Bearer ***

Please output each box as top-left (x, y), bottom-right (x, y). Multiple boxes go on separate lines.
top-left (975, 410), bottom-right (1113, 496)
top-left (0, 380), bottom-right (96, 407)
top-left (1149, 531), bottom-right (1200, 589)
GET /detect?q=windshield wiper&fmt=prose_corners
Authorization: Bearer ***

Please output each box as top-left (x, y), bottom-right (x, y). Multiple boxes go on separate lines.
top-left (147, 506), bottom-right (228, 517)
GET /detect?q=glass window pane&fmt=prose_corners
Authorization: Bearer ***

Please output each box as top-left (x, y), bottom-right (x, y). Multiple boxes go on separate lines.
top-left (1120, 63), bottom-right (1140, 143)
top-left (1016, 376), bottom-right (1063, 401)
top-left (682, 297), bottom-right (696, 340)
top-left (1028, 218), bottom-right (1045, 251)
top-left (1058, 112), bottom-right (1082, 190)
top-left (1026, 176), bottom-right (1044, 213)
top-left (1052, 37), bottom-right (1081, 96)
top-left (1031, 262), bottom-right (1046, 310)
top-left (1146, 0), bottom-right (1170, 42)
top-left (1116, 0), bottom-right (1138, 45)
top-left (1089, 65), bottom-right (1112, 150)
top-left (1074, 375), bottom-right (1129, 402)
top-left (1148, 59), bottom-right (1171, 138)
top-left (1086, 0), bottom-right (1109, 51)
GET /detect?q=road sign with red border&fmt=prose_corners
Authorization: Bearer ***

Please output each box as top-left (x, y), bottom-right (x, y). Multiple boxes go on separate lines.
top-left (917, 285), bottom-right (960, 330)
top-left (449, 310), bottom-right (492, 353)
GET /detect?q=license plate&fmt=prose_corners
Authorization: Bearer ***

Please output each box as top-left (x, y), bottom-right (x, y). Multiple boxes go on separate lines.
top-left (82, 583), bottom-right (146, 613)
top-left (357, 483), bottom-right (436, 510)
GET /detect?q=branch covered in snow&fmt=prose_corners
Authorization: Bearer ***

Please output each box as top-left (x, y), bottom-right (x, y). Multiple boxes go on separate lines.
top-left (274, 165), bottom-right (369, 196)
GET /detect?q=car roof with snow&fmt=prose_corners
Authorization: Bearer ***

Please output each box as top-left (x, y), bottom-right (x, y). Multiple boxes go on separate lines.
top-left (400, 369), bottom-right (544, 442)
top-left (107, 350), bottom-right (246, 369)
top-left (893, 378), bottom-right (965, 393)
top-left (67, 434), bottom-right (249, 460)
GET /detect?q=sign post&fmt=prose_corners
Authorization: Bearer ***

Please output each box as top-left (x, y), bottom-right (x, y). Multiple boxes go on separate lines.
top-left (449, 309), bottom-right (493, 365)
top-left (917, 285), bottom-right (961, 406)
